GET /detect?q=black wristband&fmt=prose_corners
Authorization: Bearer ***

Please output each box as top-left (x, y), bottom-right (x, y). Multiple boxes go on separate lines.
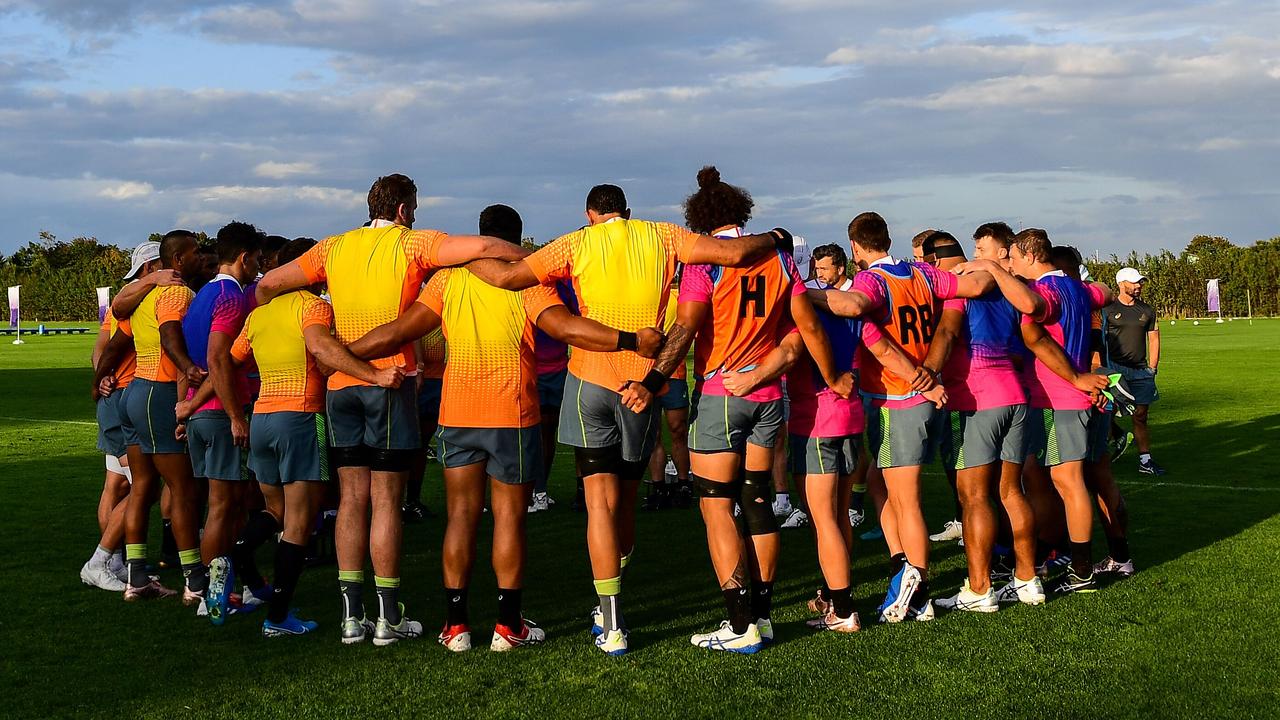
top-left (771, 227), bottom-right (793, 252)
top-left (617, 331), bottom-right (638, 352)
top-left (640, 369), bottom-right (667, 394)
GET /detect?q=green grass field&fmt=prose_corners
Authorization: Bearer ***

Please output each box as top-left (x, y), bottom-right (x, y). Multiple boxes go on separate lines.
top-left (2, 320), bottom-right (1278, 719)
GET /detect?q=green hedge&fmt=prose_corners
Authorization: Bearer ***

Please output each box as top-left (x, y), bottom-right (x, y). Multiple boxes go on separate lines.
top-left (4, 233), bottom-right (1279, 322)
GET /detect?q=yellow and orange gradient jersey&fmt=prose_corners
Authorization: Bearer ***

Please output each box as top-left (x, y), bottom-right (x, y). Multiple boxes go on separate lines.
top-left (419, 327), bottom-right (446, 380)
top-left (231, 290), bottom-right (332, 414)
top-left (418, 268), bottom-right (562, 429)
top-left (525, 219), bottom-right (700, 392)
top-left (101, 309), bottom-right (137, 388)
top-left (123, 285), bottom-right (194, 382)
top-left (296, 224), bottom-right (446, 390)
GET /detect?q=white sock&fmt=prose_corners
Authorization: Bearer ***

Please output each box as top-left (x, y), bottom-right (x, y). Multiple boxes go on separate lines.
top-left (1139, 453), bottom-right (1152, 463)
top-left (91, 545), bottom-right (112, 565)
top-left (109, 551), bottom-right (125, 570)
top-left (777, 493), bottom-right (789, 504)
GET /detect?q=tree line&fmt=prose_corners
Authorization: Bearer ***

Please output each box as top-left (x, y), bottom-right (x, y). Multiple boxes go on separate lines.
top-left (2, 232), bottom-right (1277, 322)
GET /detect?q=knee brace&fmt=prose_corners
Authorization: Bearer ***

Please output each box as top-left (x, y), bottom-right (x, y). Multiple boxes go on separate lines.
top-left (740, 470), bottom-right (778, 535)
top-left (692, 473), bottom-right (741, 499)
top-left (329, 444), bottom-right (370, 471)
top-left (369, 448), bottom-right (414, 473)
top-left (575, 444), bottom-right (623, 478)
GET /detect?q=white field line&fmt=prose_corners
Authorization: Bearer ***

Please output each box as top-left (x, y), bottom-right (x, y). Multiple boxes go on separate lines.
top-left (1116, 480), bottom-right (1280, 493)
top-left (0, 415), bottom-right (98, 427)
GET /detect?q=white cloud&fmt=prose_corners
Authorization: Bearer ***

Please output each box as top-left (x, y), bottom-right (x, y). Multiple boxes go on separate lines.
top-left (253, 161), bottom-right (318, 179)
top-left (97, 180), bottom-right (153, 200)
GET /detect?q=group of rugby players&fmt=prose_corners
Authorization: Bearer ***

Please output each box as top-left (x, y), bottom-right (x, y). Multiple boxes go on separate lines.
top-left (79, 168), bottom-right (1141, 656)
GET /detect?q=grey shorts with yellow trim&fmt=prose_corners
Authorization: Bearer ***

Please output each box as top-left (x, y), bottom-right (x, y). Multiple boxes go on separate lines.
top-left (788, 434), bottom-right (860, 476)
top-left (120, 378), bottom-right (186, 455)
top-left (558, 373), bottom-right (659, 463)
top-left (436, 425), bottom-right (541, 485)
top-left (866, 401), bottom-right (944, 469)
top-left (940, 404), bottom-right (1028, 471)
top-left (249, 411), bottom-right (327, 485)
top-left (688, 391), bottom-right (783, 454)
top-left (96, 388), bottom-right (128, 458)
top-left (188, 409), bottom-right (245, 481)
top-left (326, 382), bottom-right (420, 451)
top-left (1026, 407), bottom-right (1091, 467)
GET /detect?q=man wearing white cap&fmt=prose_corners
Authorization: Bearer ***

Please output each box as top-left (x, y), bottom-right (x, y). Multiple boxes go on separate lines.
top-left (81, 241), bottom-right (165, 591)
top-left (1102, 268), bottom-right (1164, 475)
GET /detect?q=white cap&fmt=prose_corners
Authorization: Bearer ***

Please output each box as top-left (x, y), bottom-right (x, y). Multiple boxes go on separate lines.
top-left (1116, 267), bottom-right (1146, 284)
top-left (791, 235), bottom-right (812, 275)
top-left (123, 241), bottom-right (161, 281)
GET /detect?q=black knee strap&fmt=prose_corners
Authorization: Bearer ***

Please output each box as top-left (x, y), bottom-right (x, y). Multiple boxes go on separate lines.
top-left (330, 444), bottom-right (370, 470)
top-left (369, 448), bottom-right (414, 473)
top-left (741, 470), bottom-right (778, 535)
top-left (619, 458), bottom-right (648, 483)
top-left (575, 445), bottom-right (623, 477)
top-left (692, 473), bottom-right (740, 499)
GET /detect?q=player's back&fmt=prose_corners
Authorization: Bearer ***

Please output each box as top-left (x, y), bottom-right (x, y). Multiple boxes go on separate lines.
top-left (857, 261), bottom-right (940, 400)
top-left (434, 268), bottom-right (539, 429)
top-left (304, 224), bottom-right (443, 389)
top-left (1035, 274), bottom-right (1094, 371)
top-left (556, 219), bottom-right (684, 390)
top-left (686, 249), bottom-right (798, 381)
top-left (241, 290), bottom-right (329, 414)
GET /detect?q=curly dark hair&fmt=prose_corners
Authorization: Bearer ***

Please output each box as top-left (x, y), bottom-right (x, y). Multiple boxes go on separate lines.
top-left (682, 166), bottom-right (753, 235)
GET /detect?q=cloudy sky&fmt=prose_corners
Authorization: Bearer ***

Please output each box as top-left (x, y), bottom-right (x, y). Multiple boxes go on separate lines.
top-left (1, 1), bottom-right (1278, 256)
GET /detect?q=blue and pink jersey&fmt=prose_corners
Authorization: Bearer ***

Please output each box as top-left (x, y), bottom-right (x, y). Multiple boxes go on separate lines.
top-left (534, 281), bottom-right (578, 375)
top-left (941, 292), bottom-right (1026, 412)
top-left (182, 274), bottom-right (250, 413)
top-left (1021, 272), bottom-right (1107, 410)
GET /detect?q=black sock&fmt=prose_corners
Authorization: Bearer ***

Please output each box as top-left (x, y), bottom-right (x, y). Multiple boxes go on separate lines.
top-left (722, 587), bottom-right (753, 634)
top-left (1107, 536), bottom-right (1131, 564)
top-left (819, 582), bottom-right (831, 601)
top-left (161, 519), bottom-right (177, 558)
top-left (232, 510), bottom-right (280, 592)
top-left (339, 574), bottom-right (364, 620)
top-left (445, 587), bottom-right (469, 626)
top-left (831, 586), bottom-right (854, 619)
top-left (1070, 541), bottom-right (1093, 577)
top-left (751, 581), bottom-right (775, 620)
top-left (267, 540), bottom-right (306, 624)
top-left (915, 578), bottom-right (931, 602)
top-left (127, 558), bottom-right (149, 588)
top-left (407, 474), bottom-right (423, 504)
top-left (889, 552), bottom-right (907, 576)
top-left (1035, 541), bottom-right (1053, 567)
top-left (851, 491), bottom-right (865, 513)
top-left (375, 581), bottom-right (401, 624)
top-left (497, 587), bottom-right (523, 629)
top-left (1056, 538), bottom-right (1072, 557)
